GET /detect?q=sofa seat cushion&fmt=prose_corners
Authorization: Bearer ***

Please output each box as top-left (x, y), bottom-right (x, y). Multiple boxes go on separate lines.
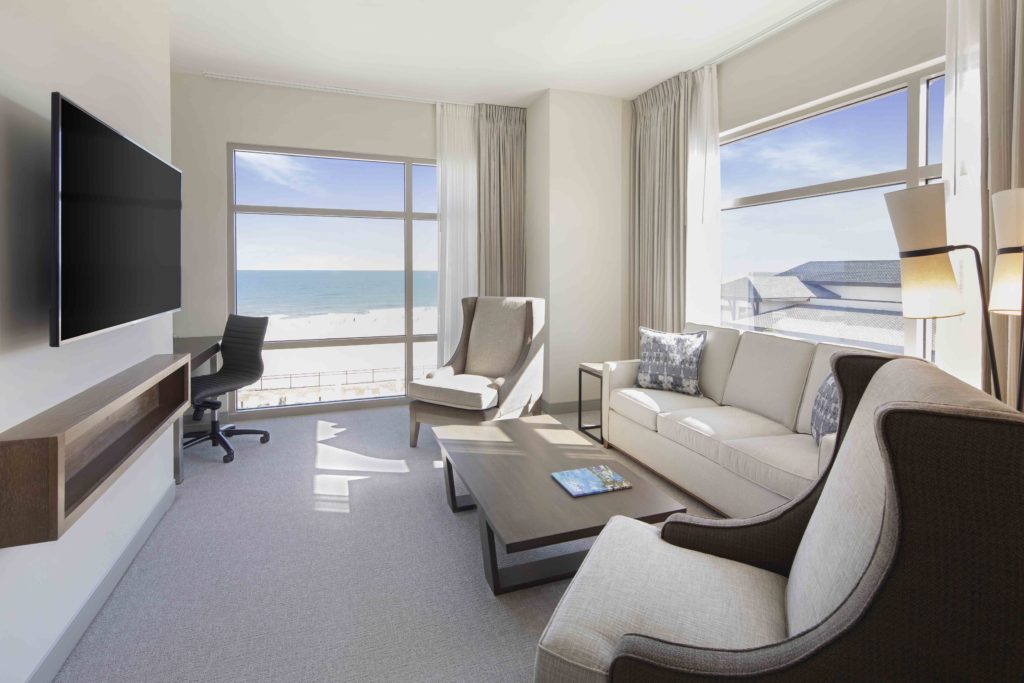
top-left (536, 516), bottom-right (788, 682)
top-left (609, 387), bottom-right (717, 431)
top-left (656, 406), bottom-right (792, 461)
top-left (408, 373), bottom-right (497, 410)
top-left (719, 434), bottom-right (819, 499)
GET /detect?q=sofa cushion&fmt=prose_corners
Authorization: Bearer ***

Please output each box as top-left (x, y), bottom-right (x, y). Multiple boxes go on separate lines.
top-left (656, 406), bottom-right (792, 461)
top-left (637, 327), bottom-right (706, 395)
top-left (464, 297), bottom-right (529, 378)
top-left (795, 343), bottom-right (857, 434)
top-left (408, 374), bottom-right (497, 410)
top-left (720, 434), bottom-right (819, 499)
top-left (683, 323), bottom-right (741, 403)
top-left (810, 373), bottom-right (841, 445)
top-left (609, 387), bottom-right (716, 431)
top-left (722, 331), bottom-right (815, 430)
top-left (536, 516), bottom-right (787, 682)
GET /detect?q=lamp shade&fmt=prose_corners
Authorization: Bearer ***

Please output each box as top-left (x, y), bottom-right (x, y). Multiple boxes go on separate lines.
top-left (885, 184), bottom-right (965, 319)
top-left (989, 188), bottom-right (1024, 316)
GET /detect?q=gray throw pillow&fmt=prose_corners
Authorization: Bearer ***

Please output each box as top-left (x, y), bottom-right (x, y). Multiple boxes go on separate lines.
top-left (810, 373), bottom-right (841, 445)
top-left (636, 327), bottom-right (705, 396)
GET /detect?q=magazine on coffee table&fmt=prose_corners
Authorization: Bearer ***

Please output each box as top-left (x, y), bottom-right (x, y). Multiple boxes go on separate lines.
top-left (551, 465), bottom-right (632, 497)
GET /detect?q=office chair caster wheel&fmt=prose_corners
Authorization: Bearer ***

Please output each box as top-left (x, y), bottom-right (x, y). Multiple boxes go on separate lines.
top-left (223, 453), bottom-right (234, 464)
top-left (260, 434), bottom-right (270, 444)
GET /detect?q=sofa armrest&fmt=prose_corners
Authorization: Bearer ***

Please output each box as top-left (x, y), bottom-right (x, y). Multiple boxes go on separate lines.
top-left (602, 360), bottom-right (640, 440)
top-left (610, 631), bottom-right (821, 681)
top-left (660, 506), bottom-right (810, 576)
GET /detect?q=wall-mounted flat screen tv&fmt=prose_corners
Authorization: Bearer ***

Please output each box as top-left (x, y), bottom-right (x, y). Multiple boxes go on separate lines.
top-left (50, 93), bottom-right (181, 346)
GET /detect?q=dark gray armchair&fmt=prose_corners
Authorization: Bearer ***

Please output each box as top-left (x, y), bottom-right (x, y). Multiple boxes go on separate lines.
top-left (535, 353), bottom-right (1024, 681)
top-left (408, 296), bottom-right (545, 447)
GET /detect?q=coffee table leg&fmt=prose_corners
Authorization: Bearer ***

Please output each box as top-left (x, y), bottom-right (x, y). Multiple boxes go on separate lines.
top-left (477, 513), bottom-right (589, 596)
top-left (444, 455), bottom-right (476, 513)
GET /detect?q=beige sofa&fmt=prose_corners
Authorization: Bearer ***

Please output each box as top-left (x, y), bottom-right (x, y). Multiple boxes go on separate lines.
top-left (603, 323), bottom-right (876, 517)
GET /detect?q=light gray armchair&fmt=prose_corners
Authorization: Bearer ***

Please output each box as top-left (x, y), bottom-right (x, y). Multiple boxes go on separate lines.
top-left (408, 296), bottom-right (545, 447)
top-left (535, 353), bottom-right (1024, 681)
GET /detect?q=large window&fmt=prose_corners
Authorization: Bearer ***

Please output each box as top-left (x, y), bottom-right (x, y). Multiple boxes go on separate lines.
top-left (230, 146), bottom-right (438, 409)
top-left (720, 64), bottom-right (944, 353)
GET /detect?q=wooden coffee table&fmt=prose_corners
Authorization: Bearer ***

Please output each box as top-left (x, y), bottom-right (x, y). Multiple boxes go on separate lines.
top-left (434, 415), bottom-right (687, 595)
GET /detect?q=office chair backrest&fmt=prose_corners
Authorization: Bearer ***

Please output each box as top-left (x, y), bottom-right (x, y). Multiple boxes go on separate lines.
top-left (219, 314), bottom-right (269, 383)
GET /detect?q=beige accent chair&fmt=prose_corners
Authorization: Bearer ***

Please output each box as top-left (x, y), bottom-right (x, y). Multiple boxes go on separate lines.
top-left (408, 296), bottom-right (544, 447)
top-left (536, 353), bottom-right (1024, 681)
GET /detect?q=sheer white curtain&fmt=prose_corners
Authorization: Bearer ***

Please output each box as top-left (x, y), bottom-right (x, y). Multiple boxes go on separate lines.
top-left (628, 65), bottom-right (720, 355)
top-left (942, 0), bottom-right (1024, 401)
top-left (436, 103), bottom-right (479, 365)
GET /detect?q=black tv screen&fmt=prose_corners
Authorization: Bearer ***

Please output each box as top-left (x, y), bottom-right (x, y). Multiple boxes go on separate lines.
top-left (50, 93), bottom-right (181, 346)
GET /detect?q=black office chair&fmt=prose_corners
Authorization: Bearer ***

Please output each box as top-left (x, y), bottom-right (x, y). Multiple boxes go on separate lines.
top-left (183, 314), bottom-right (271, 463)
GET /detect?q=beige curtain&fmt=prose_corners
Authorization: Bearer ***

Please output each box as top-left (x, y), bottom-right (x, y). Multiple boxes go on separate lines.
top-left (946, 0), bottom-right (1024, 403)
top-left (477, 104), bottom-right (526, 296)
top-left (437, 103), bottom-right (479, 365)
top-left (984, 0), bottom-right (1024, 404)
top-left (628, 66), bottom-right (720, 356)
top-left (629, 76), bottom-right (683, 354)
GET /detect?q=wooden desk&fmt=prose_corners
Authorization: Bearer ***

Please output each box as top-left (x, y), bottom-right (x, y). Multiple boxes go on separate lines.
top-left (174, 336), bottom-right (221, 371)
top-left (171, 336), bottom-right (222, 484)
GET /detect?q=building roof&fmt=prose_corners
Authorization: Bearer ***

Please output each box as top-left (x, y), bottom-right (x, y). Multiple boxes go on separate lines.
top-left (778, 260), bottom-right (901, 287)
top-left (721, 275), bottom-right (822, 301)
top-left (726, 304), bottom-right (905, 351)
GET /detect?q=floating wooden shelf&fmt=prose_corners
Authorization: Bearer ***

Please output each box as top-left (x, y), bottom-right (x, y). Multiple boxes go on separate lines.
top-left (0, 354), bottom-right (190, 549)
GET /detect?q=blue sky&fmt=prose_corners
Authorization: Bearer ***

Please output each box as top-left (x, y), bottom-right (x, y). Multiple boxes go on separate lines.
top-left (235, 152), bottom-right (437, 270)
top-left (720, 78), bottom-right (944, 282)
top-left (235, 78), bottom-right (944, 284)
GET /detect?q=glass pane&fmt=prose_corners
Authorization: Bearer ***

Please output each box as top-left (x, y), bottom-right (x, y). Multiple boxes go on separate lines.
top-left (234, 151), bottom-right (404, 211)
top-left (721, 89), bottom-right (908, 201)
top-left (413, 341), bottom-right (438, 381)
top-left (412, 164), bottom-right (437, 213)
top-left (237, 344), bottom-right (405, 408)
top-left (235, 214), bottom-right (405, 340)
top-left (720, 186), bottom-right (907, 353)
top-left (926, 76), bottom-right (944, 165)
top-left (413, 220), bottom-right (438, 335)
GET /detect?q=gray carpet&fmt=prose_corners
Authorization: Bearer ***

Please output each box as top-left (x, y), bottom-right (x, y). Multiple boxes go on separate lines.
top-left (55, 406), bottom-right (713, 682)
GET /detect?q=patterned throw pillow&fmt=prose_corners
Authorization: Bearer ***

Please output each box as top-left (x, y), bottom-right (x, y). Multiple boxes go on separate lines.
top-left (810, 373), bottom-right (841, 445)
top-left (636, 328), bottom-right (706, 396)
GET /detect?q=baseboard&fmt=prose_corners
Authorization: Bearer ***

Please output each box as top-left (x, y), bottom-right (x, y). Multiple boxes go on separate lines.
top-left (28, 482), bottom-right (176, 683)
top-left (542, 398), bottom-right (601, 415)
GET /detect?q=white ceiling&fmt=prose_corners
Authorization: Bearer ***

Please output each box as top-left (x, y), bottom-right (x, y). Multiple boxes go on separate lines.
top-left (171, 0), bottom-right (829, 106)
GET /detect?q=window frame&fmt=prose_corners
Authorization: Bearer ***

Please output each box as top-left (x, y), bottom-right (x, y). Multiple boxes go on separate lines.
top-left (227, 143), bottom-right (438, 414)
top-left (717, 59), bottom-right (945, 355)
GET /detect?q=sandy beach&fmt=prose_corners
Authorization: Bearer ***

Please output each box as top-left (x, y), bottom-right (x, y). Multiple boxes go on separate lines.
top-left (238, 306), bottom-right (439, 409)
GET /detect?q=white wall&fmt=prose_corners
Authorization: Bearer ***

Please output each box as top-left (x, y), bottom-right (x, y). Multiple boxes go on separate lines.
top-left (526, 90), bottom-right (630, 406)
top-left (525, 93), bottom-right (552, 396)
top-left (0, 1), bottom-right (174, 681)
top-left (719, 0), bottom-right (945, 131)
top-left (170, 73), bottom-right (437, 336)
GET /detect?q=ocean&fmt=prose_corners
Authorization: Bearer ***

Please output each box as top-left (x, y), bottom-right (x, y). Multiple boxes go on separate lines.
top-left (236, 270), bottom-right (438, 317)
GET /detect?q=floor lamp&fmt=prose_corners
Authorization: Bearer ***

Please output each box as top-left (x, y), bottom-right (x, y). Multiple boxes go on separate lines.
top-left (884, 184), bottom-right (1003, 402)
top-left (990, 188), bottom-right (1024, 411)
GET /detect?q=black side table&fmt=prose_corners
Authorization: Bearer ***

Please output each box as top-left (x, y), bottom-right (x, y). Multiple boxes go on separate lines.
top-left (577, 362), bottom-right (604, 444)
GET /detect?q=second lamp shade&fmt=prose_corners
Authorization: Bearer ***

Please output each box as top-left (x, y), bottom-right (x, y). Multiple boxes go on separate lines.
top-left (885, 184), bottom-right (965, 319)
top-left (989, 188), bottom-right (1024, 315)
